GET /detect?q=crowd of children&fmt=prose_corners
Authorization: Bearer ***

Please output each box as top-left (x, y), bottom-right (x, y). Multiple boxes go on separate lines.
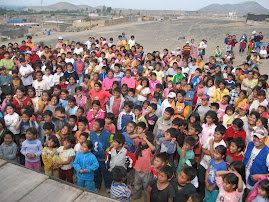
top-left (0, 32), bottom-right (269, 202)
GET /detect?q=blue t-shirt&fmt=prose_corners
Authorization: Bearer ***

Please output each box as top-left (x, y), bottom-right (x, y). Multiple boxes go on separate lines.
top-left (208, 159), bottom-right (227, 187)
top-left (59, 99), bottom-right (68, 108)
top-left (65, 106), bottom-right (78, 116)
top-left (185, 91), bottom-right (194, 106)
top-left (226, 80), bottom-right (235, 91)
top-left (122, 132), bottom-right (136, 153)
top-left (20, 121), bottom-right (36, 135)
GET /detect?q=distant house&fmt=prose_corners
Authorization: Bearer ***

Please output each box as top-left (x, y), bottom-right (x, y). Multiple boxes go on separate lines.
top-left (246, 13), bottom-right (269, 25)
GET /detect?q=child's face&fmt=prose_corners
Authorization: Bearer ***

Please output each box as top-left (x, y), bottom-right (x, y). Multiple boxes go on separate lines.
top-left (6, 106), bottom-right (14, 115)
top-left (136, 126), bottom-right (144, 134)
top-left (53, 88), bottom-right (61, 95)
top-left (124, 105), bottom-right (131, 113)
top-left (177, 171), bottom-right (190, 185)
top-left (92, 121), bottom-right (101, 132)
top-left (228, 76), bottom-right (233, 81)
top-left (229, 142), bottom-right (240, 154)
top-left (51, 96), bottom-right (58, 106)
top-left (36, 115), bottom-right (43, 123)
top-left (63, 140), bottom-right (71, 149)
top-left (223, 178), bottom-right (236, 192)
top-left (68, 101), bottom-right (75, 108)
top-left (164, 132), bottom-right (172, 141)
top-left (189, 116), bottom-right (196, 124)
top-left (80, 142), bottom-right (91, 153)
top-left (153, 157), bottom-right (165, 169)
top-left (92, 104), bottom-right (100, 111)
top-left (19, 138), bottom-right (25, 146)
top-left (210, 106), bottom-right (217, 112)
top-left (157, 171), bottom-right (169, 183)
top-left (163, 111), bottom-right (171, 121)
top-left (177, 93), bottom-right (184, 102)
top-left (43, 115), bottom-right (51, 122)
top-left (22, 114), bottom-right (30, 123)
top-left (105, 118), bottom-right (112, 125)
top-left (188, 127), bottom-right (197, 136)
top-left (125, 71), bottom-right (131, 78)
top-left (113, 140), bottom-right (123, 149)
top-left (45, 69), bottom-right (51, 75)
top-left (69, 77), bottom-right (76, 84)
top-left (26, 131), bottom-right (36, 141)
top-left (258, 95), bottom-right (266, 102)
top-left (147, 106), bottom-right (153, 114)
top-left (68, 119), bottom-right (76, 127)
top-left (213, 150), bottom-right (223, 160)
top-left (79, 135), bottom-right (87, 145)
top-left (44, 129), bottom-right (52, 135)
top-left (219, 83), bottom-right (225, 89)
top-left (258, 185), bottom-right (267, 197)
top-left (113, 91), bottom-right (121, 98)
top-left (257, 107), bottom-right (266, 114)
top-left (4, 134), bottom-right (12, 145)
top-left (172, 124), bottom-right (179, 131)
top-left (256, 119), bottom-right (264, 127)
top-left (127, 91), bottom-right (134, 97)
top-left (232, 124), bottom-right (240, 132)
top-left (126, 123), bottom-right (135, 134)
top-left (226, 109), bottom-right (233, 116)
top-left (61, 92), bottom-right (68, 100)
top-left (134, 109), bottom-right (141, 117)
top-left (76, 90), bottom-right (82, 97)
top-left (151, 98), bottom-right (158, 104)
top-left (221, 97), bottom-right (228, 105)
top-left (202, 100), bottom-right (208, 106)
top-left (186, 85), bottom-right (192, 92)
top-left (60, 79), bottom-right (66, 85)
top-left (78, 122), bottom-right (87, 132)
top-left (36, 73), bottom-right (42, 81)
top-left (176, 83), bottom-right (181, 89)
top-left (183, 142), bottom-right (192, 151)
top-left (214, 131), bottom-right (224, 142)
top-left (42, 93), bottom-right (49, 101)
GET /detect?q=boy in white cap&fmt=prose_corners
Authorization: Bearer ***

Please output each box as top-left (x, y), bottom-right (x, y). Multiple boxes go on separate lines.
top-left (56, 37), bottom-right (64, 48)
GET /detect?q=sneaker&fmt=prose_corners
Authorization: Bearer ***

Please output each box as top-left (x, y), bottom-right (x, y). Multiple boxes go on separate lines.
top-left (106, 188), bottom-right (111, 193)
top-left (94, 188), bottom-right (99, 194)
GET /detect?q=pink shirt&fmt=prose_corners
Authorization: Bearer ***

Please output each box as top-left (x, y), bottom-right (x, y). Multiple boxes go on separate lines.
top-left (197, 87), bottom-right (206, 104)
top-left (121, 77), bottom-right (135, 89)
top-left (75, 95), bottom-right (87, 112)
top-left (163, 88), bottom-right (173, 99)
top-left (216, 176), bottom-right (243, 202)
top-left (102, 77), bottom-right (117, 91)
top-left (133, 139), bottom-right (154, 174)
top-left (87, 109), bottom-right (105, 130)
top-left (88, 89), bottom-right (112, 111)
top-left (200, 123), bottom-right (217, 145)
top-left (104, 123), bottom-right (116, 134)
top-left (149, 79), bottom-right (161, 92)
top-left (217, 101), bottom-right (227, 122)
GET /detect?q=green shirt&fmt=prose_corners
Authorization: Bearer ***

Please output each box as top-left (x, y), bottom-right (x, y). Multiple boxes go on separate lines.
top-left (0, 74), bottom-right (12, 93)
top-left (177, 147), bottom-right (194, 174)
top-left (173, 74), bottom-right (185, 85)
top-left (0, 59), bottom-right (14, 72)
top-left (136, 115), bottom-right (148, 127)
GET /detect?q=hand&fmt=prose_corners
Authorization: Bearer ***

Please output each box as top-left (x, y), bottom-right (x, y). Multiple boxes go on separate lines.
top-left (79, 169), bottom-right (84, 174)
top-left (181, 147), bottom-right (186, 157)
top-left (83, 168), bottom-right (88, 173)
top-left (3, 82), bottom-right (8, 86)
top-left (171, 138), bottom-right (176, 142)
top-left (251, 174), bottom-right (262, 182)
top-left (26, 153), bottom-right (32, 159)
top-left (140, 133), bottom-right (147, 140)
top-left (54, 162), bottom-right (59, 166)
top-left (29, 117), bottom-right (32, 123)
top-left (93, 110), bottom-right (98, 117)
top-left (207, 186), bottom-right (214, 192)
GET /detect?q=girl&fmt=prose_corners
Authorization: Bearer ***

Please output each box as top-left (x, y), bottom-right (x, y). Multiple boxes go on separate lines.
top-left (213, 80), bottom-right (229, 103)
top-left (38, 90), bottom-right (51, 113)
top-left (1, 89), bottom-right (14, 115)
top-left (205, 145), bottom-right (227, 202)
top-left (90, 72), bottom-right (101, 88)
top-left (196, 81), bottom-right (206, 104)
top-left (224, 118), bottom-right (246, 142)
top-left (73, 140), bottom-right (99, 191)
top-left (53, 66), bottom-right (64, 85)
top-left (74, 132), bottom-right (89, 154)
top-left (137, 78), bottom-right (151, 106)
top-left (187, 112), bottom-right (201, 129)
top-left (4, 103), bottom-right (20, 140)
top-left (27, 87), bottom-right (39, 113)
top-left (42, 135), bottom-right (60, 177)
top-left (223, 105), bottom-right (235, 129)
top-left (53, 135), bottom-right (76, 183)
top-left (73, 54), bottom-right (85, 84)
top-left (234, 90), bottom-right (247, 112)
top-left (102, 69), bottom-right (117, 91)
top-left (56, 124), bottom-right (71, 146)
top-left (21, 127), bottom-right (43, 172)
top-left (45, 95), bottom-right (60, 113)
top-left (66, 75), bottom-right (79, 96)
top-left (0, 133), bottom-right (17, 162)
top-left (235, 103), bottom-right (249, 123)
top-left (12, 86), bottom-right (33, 116)
top-left (215, 170), bottom-right (243, 201)
top-left (121, 84), bottom-right (128, 98)
top-left (200, 111), bottom-right (218, 145)
top-left (205, 78), bottom-right (217, 103)
top-left (217, 95), bottom-right (231, 122)
top-left (248, 177), bottom-right (269, 202)
top-left (75, 86), bottom-right (87, 112)
top-left (163, 81), bottom-right (174, 99)
top-left (87, 100), bottom-right (105, 131)
top-left (43, 67), bottom-right (54, 88)
top-left (142, 100), bottom-right (150, 117)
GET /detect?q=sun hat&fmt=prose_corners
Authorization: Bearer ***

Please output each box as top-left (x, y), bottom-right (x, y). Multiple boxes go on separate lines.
top-left (168, 92), bottom-right (176, 99)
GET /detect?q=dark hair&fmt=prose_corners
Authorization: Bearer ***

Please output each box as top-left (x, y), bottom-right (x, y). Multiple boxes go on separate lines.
top-left (53, 85), bottom-right (61, 90)
top-left (113, 133), bottom-right (125, 145)
top-left (43, 110), bottom-right (53, 117)
top-left (259, 179), bottom-right (269, 199)
top-left (188, 193), bottom-right (203, 202)
top-left (230, 137), bottom-right (245, 152)
top-left (43, 122), bottom-right (55, 131)
top-left (191, 123), bottom-right (203, 133)
top-left (95, 118), bottom-right (105, 129)
top-left (22, 111), bottom-right (32, 118)
top-left (164, 107), bottom-right (174, 116)
top-left (223, 95), bottom-right (231, 103)
top-left (184, 136), bottom-right (196, 147)
top-left (155, 152), bottom-right (169, 163)
top-left (113, 87), bottom-right (121, 93)
top-left (225, 105), bottom-right (235, 113)
top-left (134, 105), bottom-right (142, 112)
top-left (127, 121), bottom-right (136, 128)
top-left (111, 166), bottom-right (127, 182)
top-left (105, 112), bottom-right (115, 121)
top-left (6, 103), bottom-right (16, 110)
top-left (257, 89), bottom-right (266, 96)
top-left (187, 112), bottom-right (200, 124)
top-left (204, 110), bottom-right (219, 124)
top-left (182, 166), bottom-right (197, 181)
top-left (232, 118), bottom-right (244, 130)
top-left (166, 128), bottom-right (177, 138)
top-left (141, 77), bottom-right (149, 87)
top-left (125, 101), bottom-right (134, 109)
top-left (78, 117), bottom-right (88, 126)
top-left (145, 131), bottom-right (155, 144)
top-left (136, 122), bottom-right (146, 130)
top-left (55, 106), bottom-right (65, 114)
top-left (215, 145), bottom-right (227, 160)
top-left (160, 165), bottom-right (173, 179)
top-left (215, 125), bottom-right (226, 135)
top-left (75, 86), bottom-right (82, 92)
top-left (69, 115), bottom-right (77, 123)
top-left (63, 135), bottom-right (76, 147)
top-left (67, 95), bottom-right (76, 103)
top-left (177, 89), bottom-right (186, 97)
top-left (83, 140), bottom-right (93, 150)
top-left (223, 173), bottom-right (238, 190)
top-left (42, 90), bottom-right (51, 100)
top-left (172, 117), bottom-right (183, 127)
top-left (156, 83), bottom-right (163, 90)
top-left (257, 117), bottom-right (268, 129)
top-left (51, 94), bottom-right (59, 104)
top-left (4, 132), bottom-right (14, 141)
top-left (80, 132), bottom-right (89, 139)
top-left (210, 102), bottom-right (220, 110)
top-left (148, 103), bottom-right (157, 111)
top-left (48, 135), bottom-right (60, 148)
top-left (26, 127), bottom-right (38, 136)
top-left (229, 161), bottom-right (246, 184)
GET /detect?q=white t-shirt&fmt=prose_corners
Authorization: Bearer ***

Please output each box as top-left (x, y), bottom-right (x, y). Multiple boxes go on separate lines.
top-left (182, 67), bottom-right (190, 75)
top-left (129, 39), bottom-right (136, 49)
top-left (74, 143), bottom-right (81, 154)
top-left (33, 80), bottom-right (50, 100)
top-left (85, 40), bottom-right (92, 50)
top-left (43, 74), bottom-right (54, 87)
top-left (53, 72), bottom-right (64, 85)
top-left (136, 85), bottom-right (151, 101)
top-left (19, 64), bottom-right (34, 86)
top-left (200, 137), bottom-right (226, 169)
top-left (74, 47), bottom-right (83, 55)
top-left (65, 58), bottom-right (74, 64)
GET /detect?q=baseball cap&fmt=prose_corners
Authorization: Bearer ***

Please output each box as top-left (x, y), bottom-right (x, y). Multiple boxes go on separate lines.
top-left (168, 92), bottom-right (176, 99)
top-left (201, 94), bottom-right (210, 101)
top-left (253, 128), bottom-right (267, 139)
top-left (31, 47), bottom-right (37, 52)
top-left (192, 58), bottom-right (197, 62)
top-left (176, 47), bottom-right (180, 50)
top-left (148, 66), bottom-right (154, 70)
top-left (58, 36), bottom-right (63, 40)
top-left (239, 103), bottom-right (249, 111)
top-left (26, 51), bottom-right (32, 54)
top-left (186, 41), bottom-right (189, 44)
top-left (259, 103), bottom-right (267, 109)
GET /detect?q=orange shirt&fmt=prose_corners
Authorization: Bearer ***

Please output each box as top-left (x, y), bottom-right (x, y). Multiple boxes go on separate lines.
top-left (135, 80), bottom-right (141, 94)
top-left (74, 129), bottom-right (91, 142)
top-left (26, 42), bottom-right (35, 49)
top-left (171, 101), bottom-right (189, 120)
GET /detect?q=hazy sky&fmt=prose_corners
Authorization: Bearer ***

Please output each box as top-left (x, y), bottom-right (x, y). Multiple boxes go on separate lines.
top-left (1, 0), bottom-right (269, 10)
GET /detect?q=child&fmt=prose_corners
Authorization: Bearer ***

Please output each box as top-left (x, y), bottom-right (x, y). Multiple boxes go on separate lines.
top-left (226, 73), bottom-right (235, 91)
top-left (87, 100), bottom-right (105, 131)
top-left (125, 88), bottom-right (138, 105)
top-left (42, 135), bottom-right (60, 177)
top-left (0, 132), bottom-right (17, 162)
top-left (104, 113), bottom-right (116, 134)
top-left (145, 103), bottom-right (158, 132)
top-left (170, 166), bottom-right (197, 201)
top-left (163, 81), bottom-right (174, 99)
top-left (27, 87), bottom-right (39, 113)
top-left (106, 87), bottom-right (125, 120)
top-left (136, 77), bottom-right (151, 106)
top-left (185, 83), bottom-right (194, 116)
top-left (247, 177), bottom-right (269, 202)
top-left (75, 86), bottom-right (87, 112)
top-left (196, 81), bottom-right (206, 105)
top-left (73, 140), bottom-right (99, 191)
top-left (172, 67), bottom-right (184, 86)
top-left (45, 94), bottom-right (60, 114)
top-left (134, 105), bottom-right (148, 128)
top-left (224, 118), bottom-right (246, 142)
top-left (19, 58), bottom-right (34, 87)
top-left (43, 121), bottom-right (61, 145)
top-left (102, 69), bottom-right (117, 91)
top-left (234, 90), bottom-right (247, 112)
top-left (20, 127), bottom-right (43, 171)
top-left (17, 135), bottom-right (26, 165)
top-left (151, 152), bottom-right (169, 179)
top-left (59, 89), bottom-right (69, 108)
top-left (229, 83), bottom-right (241, 105)
top-left (74, 117), bottom-right (90, 142)
top-left (43, 67), bottom-right (54, 88)
top-left (57, 124), bottom-right (71, 146)
top-left (204, 145), bottom-right (227, 202)
top-left (142, 100), bottom-right (150, 117)
top-left (16, 111), bottom-right (36, 136)
top-left (171, 90), bottom-right (189, 120)
top-left (32, 71), bottom-right (50, 100)
top-left (213, 80), bottom-right (229, 102)
top-left (12, 69), bottom-right (22, 90)
top-left (223, 105), bottom-right (235, 129)
top-left (53, 66), bottom-right (64, 85)
top-left (147, 165), bottom-right (175, 202)
top-left (122, 121), bottom-right (137, 153)
top-left (4, 103), bottom-right (20, 142)
top-left (53, 135), bottom-right (76, 183)
top-left (198, 125), bottom-right (227, 195)
top-left (110, 166), bottom-right (132, 202)
top-left (74, 132), bottom-right (89, 154)
top-left (66, 75), bottom-right (79, 96)
top-left (215, 170), bottom-right (243, 201)
top-left (68, 115), bottom-right (78, 136)
top-left (38, 90), bottom-right (51, 113)
top-left (217, 95), bottom-right (231, 122)
top-left (250, 89), bottom-right (268, 112)
top-left (66, 95), bottom-right (78, 119)
top-left (53, 106), bottom-right (66, 133)
top-left (200, 111), bottom-right (218, 145)
top-left (153, 62), bottom-right (164, 84)
top-left (159, 127), bottom-right (176, 159)
top-left (176, 136), bottom-right (195, 174)
top-left (63, 63), bottom-right (78, 83)
top-left (132, 132), bottom-right (155, 200)
top-left (59, 76), bottom-right (69, 90)
top-left (121, 69), bottom-right (135, 89)
top-left (195, 94), bottom-right (210, 122)
top-left (226, 137), bottom-right (244, 165)
top-left (89, 118), bottom-right (113, 193)
top-left (117, 101), bottom-right (135, 133)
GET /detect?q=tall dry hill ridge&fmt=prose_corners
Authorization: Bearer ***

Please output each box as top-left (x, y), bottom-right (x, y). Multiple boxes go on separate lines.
top-left (198, 1), bottom-right (269, 15)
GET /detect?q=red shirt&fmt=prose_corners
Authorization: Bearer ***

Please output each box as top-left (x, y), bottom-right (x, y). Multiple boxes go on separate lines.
top-left (224, 127), bottom-right (246, 141)
top-left (59, 84), bottom-right (69, 89)
top-left (12, 97), bottom-right (33, 116)
top-left (76, 61), bottom-right (83, 74)
top-left (20, 46), bottom-right (26, 52)
top-left (104, 123), bottom-right (116, 134)
top-left (88, 89), bottom-right (112, 111)
top-left (226, 150), bottom-right (244, 166)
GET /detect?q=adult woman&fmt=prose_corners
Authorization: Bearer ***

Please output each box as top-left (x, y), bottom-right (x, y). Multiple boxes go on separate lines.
top-left (256, 32), bottom-right (263, 49)
top-left (88, 82), bottom-right (112, 111)
top-left (205, 77), bottom-right (217, 103)
top-left (0, 52), bottom-right (14, 73)
top-left (12, 85), bottom-right (33, 116)
top-left (239, 33), bottom-right (247, 53)
top-left (241, 71), bottom-right (254, 94)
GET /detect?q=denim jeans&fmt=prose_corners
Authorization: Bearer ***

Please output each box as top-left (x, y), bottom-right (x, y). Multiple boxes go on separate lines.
top-left (77, 178), bottom-right (94, 191)
top-left (94, 160), bottom-right (111, 189)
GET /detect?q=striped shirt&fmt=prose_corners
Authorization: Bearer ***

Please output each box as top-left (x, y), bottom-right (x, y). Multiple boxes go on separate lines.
top-left (110, 181), bottom-right (131, 202)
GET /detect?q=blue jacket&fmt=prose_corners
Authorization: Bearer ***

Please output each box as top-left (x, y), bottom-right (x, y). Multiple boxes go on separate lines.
top-left (73, 61), bottom-right (85, 74)
top-left (73, 152), bottom-right (99, 180)
top-left (243, 141), bottom-right (269, 186)
top-left (89, 129), bottom-right (112, 160)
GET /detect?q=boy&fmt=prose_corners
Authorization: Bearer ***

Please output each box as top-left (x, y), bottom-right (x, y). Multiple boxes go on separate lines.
top-left (19, 58), bottom-right (34, 87)
top-left (117, 101), bottom-right (135, 133)
top-left (105, 134), bottom-right (133, 172)
top-left (159, 128), bottom-right (177, 163)
top-left (176, 136), bottom-right (195, 174)
top-left (145, 103), bottom-right (158, 132)
top-left (37, 110), bottom-right (55, 145)
top-left (151, 96), bottom-right (162, 117)
top-left (229, 83), bottom-right (241, 105)
top-left (195, 94), bottom-right (210, 122)
top-left (59, 89), bottom-right (69, 108)
top-left (59, 76), bottom-right (69, 90)
top-left (66, 95), bottom-right (78, 119)
top-left (249, 89), bottom-right (268, 112)
top-left (74, 117), bottom-right (90, 143)
top-left (147, 165), bottom-right (175, 202)
top-left (66, 75), bottom-right (79, 96)
top-left (198, 125), bottom-right (227, 195)
top-left (33, 71), bottom-right (50, 100)
top-left (171, 89), bottom-right (189, 120)
top-left (226, 73), bottom-right (235, 91)
top-left (68, 115), bottom-right (78, 136)
top-left (172, 117), bottom-right (184, 148)
top-left (185, 83), bottom-right (194, 117)
top-left (188, 69), bottom-right (202, 92)
top-left (226, 137), bottom-right (244, 165)
top-left (11, 70), bottom-right (22, 90)
top-left (53, 106), bottom-right (66, 133)
top-left (134, 105), bottom-right (148, 129)
top-left (187, 123), bottom-right (202, 163)
top-left (43, 122), bottom-right (60, 145)
top-left (210, 102), bottom-right (220, 115)
top-left (125, 88), bottom-right (138, 105)
top-left (160, 91), bottom-right (176, 116)
top-left (173, 66), bottom-right (185, 85)
top-left (64, 63), bottom-right (78, 83)
top-left (151, 152), bottom-right (169, 178)
top-left (170, 166), bottom-right (197, 202)
top-left (153, 62), bottom-right (164, 84)
top-left (88, 118), bottom-right (113, 193)
top-left (106, 87), bottom-right (125, 120)
top-left (0, 66), bottom-right (12, 94)
top-left (122, 121), bottom-right (136, 153)
top-left (15, 111), bottom-right (35, 136)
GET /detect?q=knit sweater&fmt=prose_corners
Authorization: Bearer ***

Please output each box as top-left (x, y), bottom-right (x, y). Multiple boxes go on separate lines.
top-left (21, 139), bottom-right (43, 162)
top-left (0, 142), bottom-right (17, 162)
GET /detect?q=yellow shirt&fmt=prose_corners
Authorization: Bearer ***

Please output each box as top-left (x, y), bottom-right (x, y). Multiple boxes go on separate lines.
top-left (117, 40), bottom-right (127, 49)
top-left (213, 88), bottom-right (230, 102)
top-left (153, 70), bottom-right (164, 84)
top-left (234, 98), bottom-right (247, 111)
top-left (169, 59), bottom-right (177, 67)
top-left (197, 61), bottom-right (205, 69)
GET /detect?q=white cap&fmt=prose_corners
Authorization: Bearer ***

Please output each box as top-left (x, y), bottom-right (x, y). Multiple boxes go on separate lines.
top-left (58, 36), bottom-right (63, 40)
top-left (253, 128), bottom-right (268, 139)
top-left (186, 41), bottom-right (189, 44)
top-left (168, 92), bottom-right (176, 99)
top-left (252, 31), bottom-right (256, 35)
top-left (148, 66), bottom-right (154, 70)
